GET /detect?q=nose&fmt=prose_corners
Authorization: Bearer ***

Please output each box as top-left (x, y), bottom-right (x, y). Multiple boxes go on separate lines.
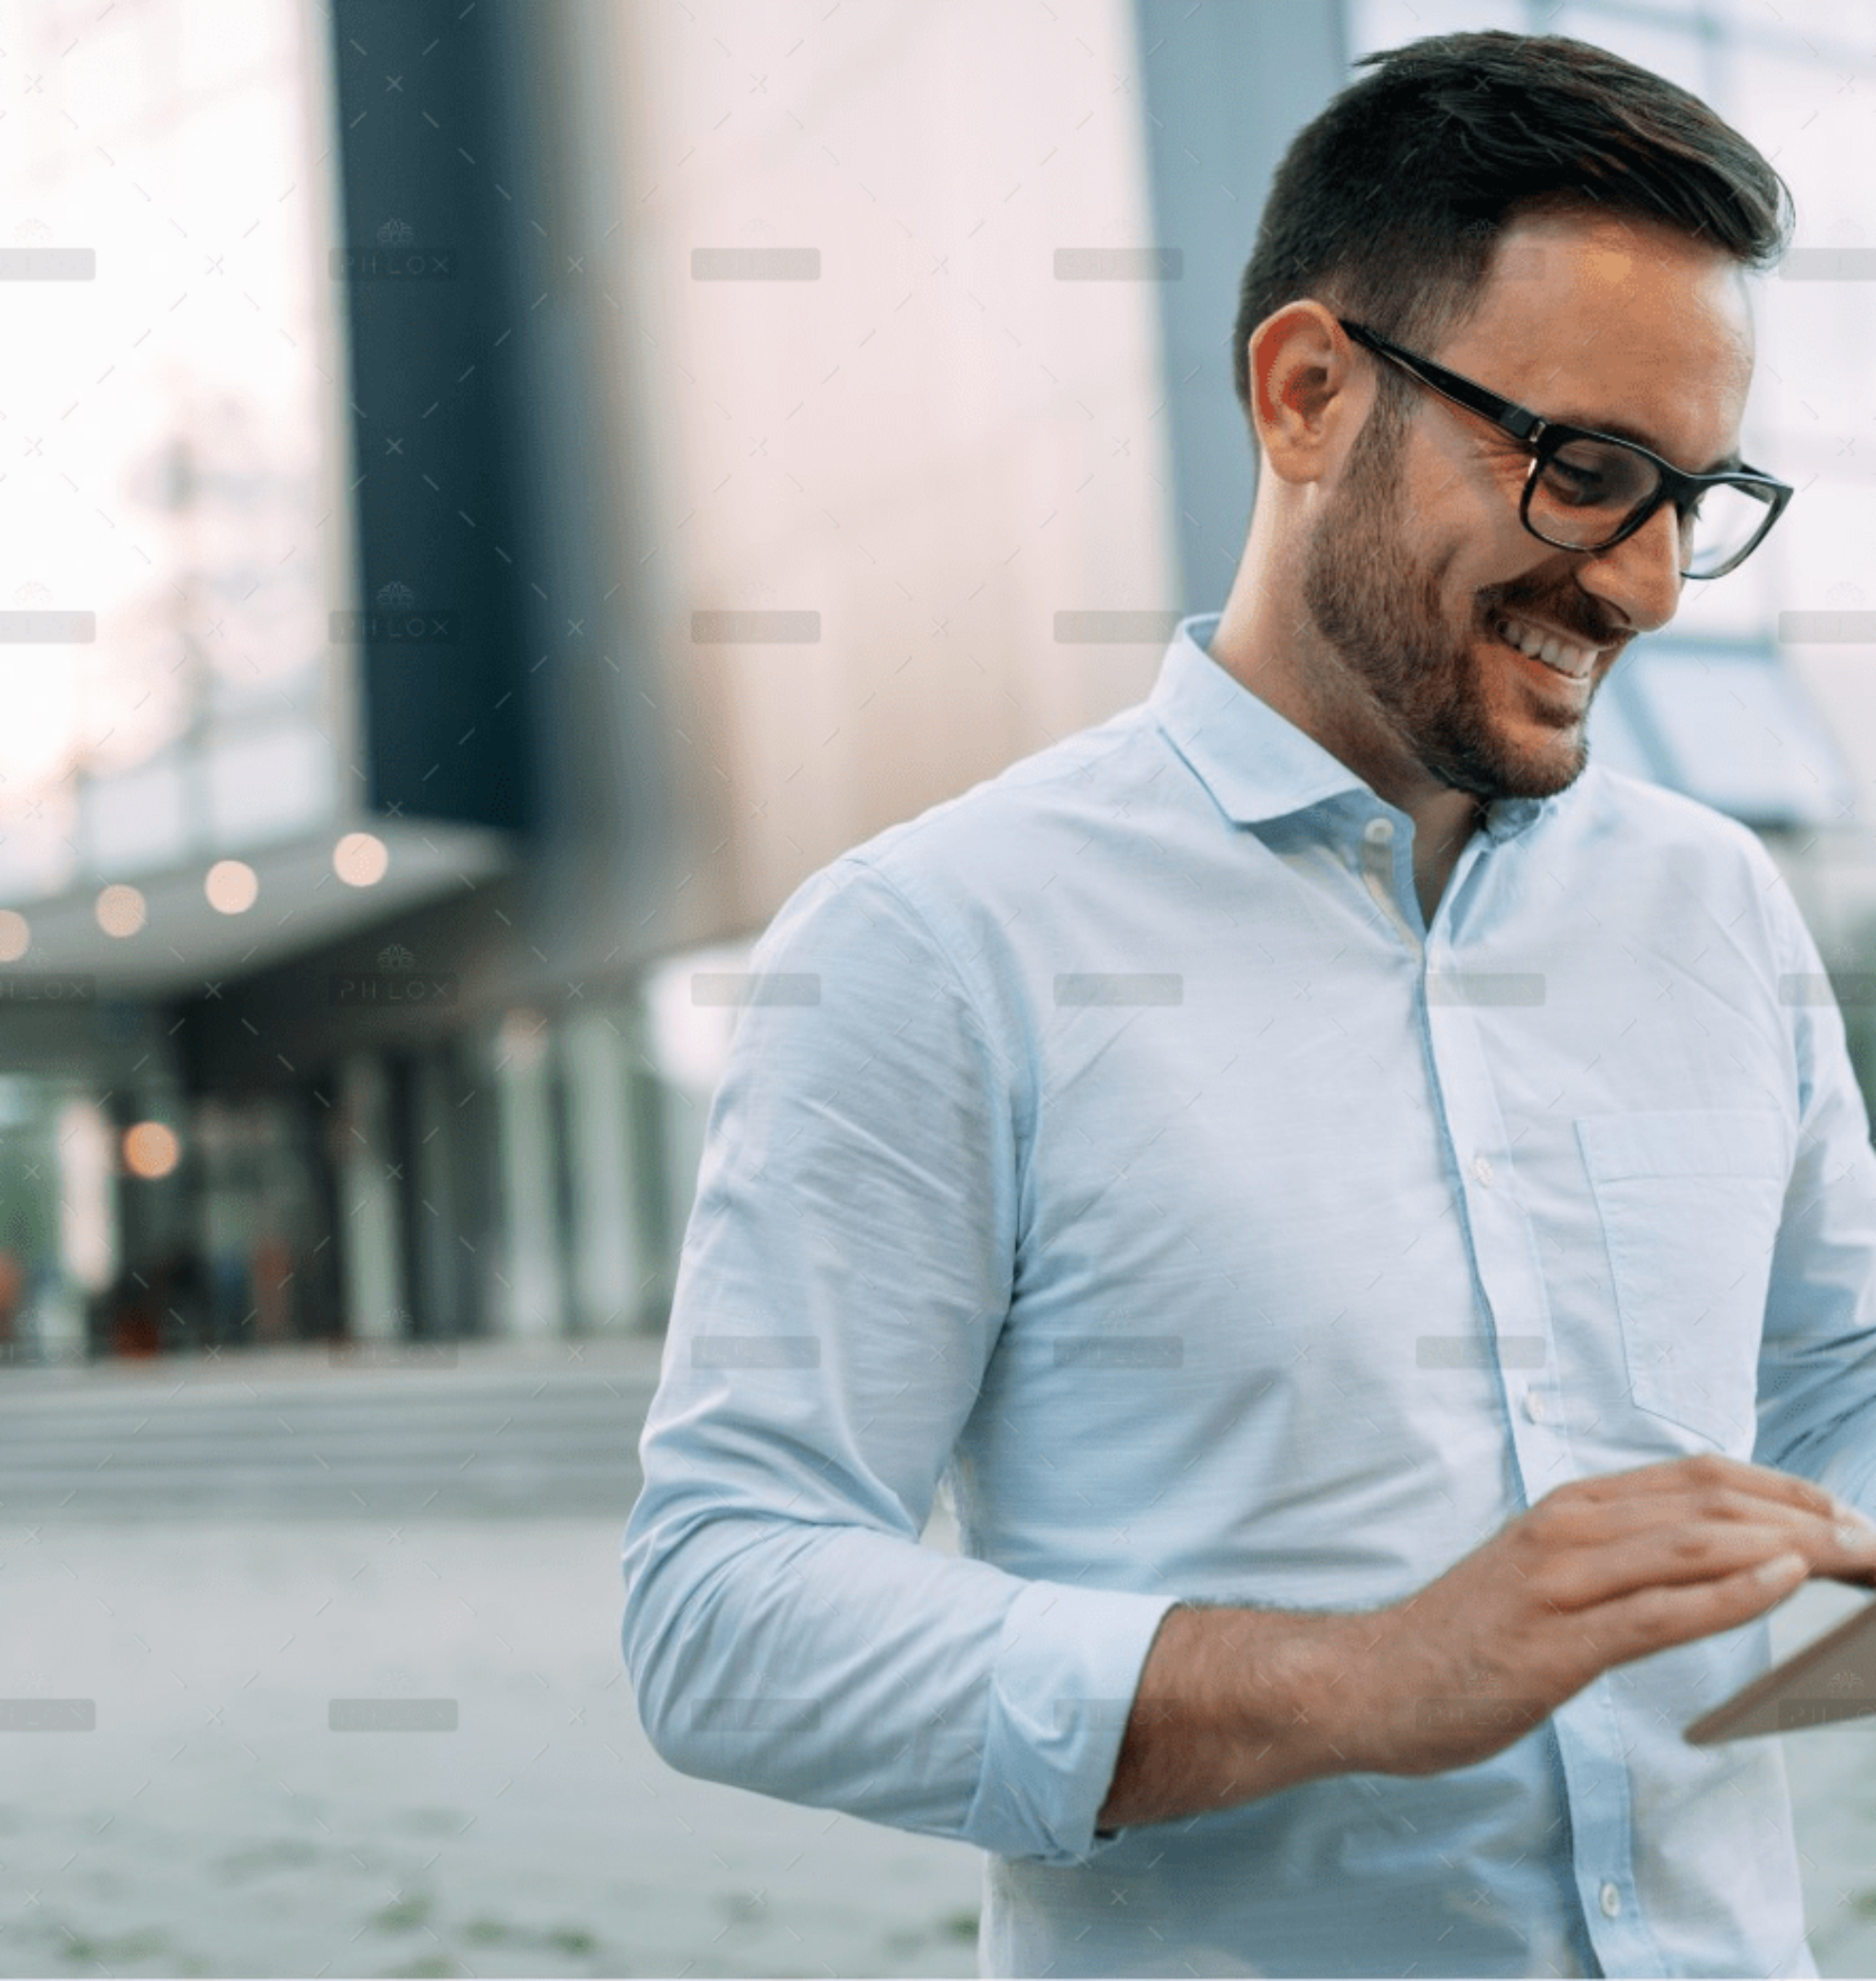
top-left (1573, 499), bottom-right (1685, 636)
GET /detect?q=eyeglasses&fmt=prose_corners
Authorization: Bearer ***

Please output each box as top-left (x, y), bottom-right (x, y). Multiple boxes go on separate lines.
top-left (1337, 319), bottom-right (1793, 581)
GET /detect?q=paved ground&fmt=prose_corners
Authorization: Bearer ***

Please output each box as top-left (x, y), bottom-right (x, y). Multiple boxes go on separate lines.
top-left (0, 1338), bottom-right (985, 1979)
top-left (1, 1516), bottom-right (986, 1980)
top-left (4, 1337), bottom-right (1876, 1978)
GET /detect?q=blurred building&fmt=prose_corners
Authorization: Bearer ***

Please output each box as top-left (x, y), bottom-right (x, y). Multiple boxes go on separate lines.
top-left (1, 0), bottom-right (1873, 1362)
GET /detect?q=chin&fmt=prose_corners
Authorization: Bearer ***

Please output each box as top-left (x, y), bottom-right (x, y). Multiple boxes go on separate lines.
top-left (1432, 727), bottom-right (1590, 804)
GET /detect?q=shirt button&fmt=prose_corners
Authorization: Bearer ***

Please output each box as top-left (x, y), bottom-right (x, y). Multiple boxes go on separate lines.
top-left (1525, 1389), bottom-right (1547, 1424)
top-left (1600, 1881), bottom-right (1623, 1918)
top-left (1363, 816), bottom-right (1395, 846)
top-left (1473, 1154), bottom-right (1493, 1186)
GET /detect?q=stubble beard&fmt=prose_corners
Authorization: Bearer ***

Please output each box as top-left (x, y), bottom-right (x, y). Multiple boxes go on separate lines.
top-left (1299, 410), bottom-right (1595, 804)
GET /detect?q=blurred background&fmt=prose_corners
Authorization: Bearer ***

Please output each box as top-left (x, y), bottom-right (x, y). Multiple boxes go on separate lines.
top-left (9, 0), bottom-right (1876, 1976)
top-left (2, 0), bottom-right (1875, 1371)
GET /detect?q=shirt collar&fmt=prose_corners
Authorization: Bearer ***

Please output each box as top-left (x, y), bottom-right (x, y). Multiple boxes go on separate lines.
top-left (1148, 610), bottom-right (1550, 845)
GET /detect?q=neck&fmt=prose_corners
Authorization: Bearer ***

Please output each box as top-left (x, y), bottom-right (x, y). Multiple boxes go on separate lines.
top-left (1211, 574), bottom-right (1480, 820)
top-left (1207, 533), bottom-right (1487, 921)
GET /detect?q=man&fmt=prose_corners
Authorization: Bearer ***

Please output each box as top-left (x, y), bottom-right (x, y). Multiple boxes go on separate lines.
top-left (621, 30), bottom-right (1876, 1978)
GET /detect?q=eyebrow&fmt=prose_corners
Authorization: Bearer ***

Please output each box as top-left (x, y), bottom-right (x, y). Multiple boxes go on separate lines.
top-left (1545, 406), bottom-right (1743, 478)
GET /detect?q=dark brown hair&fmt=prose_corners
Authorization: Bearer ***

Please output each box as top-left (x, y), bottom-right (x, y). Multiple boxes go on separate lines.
top-left (1232, 30), bottom-right (1794, 434)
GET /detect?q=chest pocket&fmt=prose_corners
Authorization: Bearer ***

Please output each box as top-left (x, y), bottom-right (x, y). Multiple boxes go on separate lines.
top-left (1577, 1110), bottom-right (1791, 1452)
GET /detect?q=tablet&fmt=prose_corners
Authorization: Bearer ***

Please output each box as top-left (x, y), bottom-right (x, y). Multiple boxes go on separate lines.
top-left (1685, 1590), bottom-right (1876, 1744)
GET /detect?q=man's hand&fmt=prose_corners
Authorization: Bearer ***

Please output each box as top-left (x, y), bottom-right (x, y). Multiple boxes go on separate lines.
top-left (1341, 1454), bottom-right (1876, 1779)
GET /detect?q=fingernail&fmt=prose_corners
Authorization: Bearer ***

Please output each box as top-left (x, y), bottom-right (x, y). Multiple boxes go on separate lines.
top-left (1840, 1523), bottom-right (1876, 1550)
top-left (1839, 1499), bottom-right (1876, 1531)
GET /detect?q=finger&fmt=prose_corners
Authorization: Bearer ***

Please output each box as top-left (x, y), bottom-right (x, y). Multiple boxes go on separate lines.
top-left (1560, 1459), bottom-right (1861, 1536)
top-left (1535, 1515), bottom-right (1876, 1613)
top-left (1583, 1550), bottom-right (1811, 1674)
top-left (1731, 1459), bottom-right (1870, 1529)
top-left (1538, 1483), bottom-right (1840, 1553)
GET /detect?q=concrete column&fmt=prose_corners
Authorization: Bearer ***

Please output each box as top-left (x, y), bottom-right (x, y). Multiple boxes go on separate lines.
top-left (409, 1048), bottom-right (463, 1337)
top-left (491, 1011), bottom-right (565, 1339)
top-left (49, 1096), bottom-right (112, 1363)
top-left (1130, 0), bottom-right (1348, 610)
top-left (560, 1006), bottom-right (647, 1336)
top-left (335, 1053), bottom-right (406, 1342)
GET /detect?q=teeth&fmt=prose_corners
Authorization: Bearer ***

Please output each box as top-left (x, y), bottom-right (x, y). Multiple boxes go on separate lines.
top-left (1496, 612), bottom-right (1598, 678)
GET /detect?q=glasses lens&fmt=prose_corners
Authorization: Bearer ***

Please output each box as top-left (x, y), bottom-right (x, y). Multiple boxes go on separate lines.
top-left (1528, 438), bottom-right (1777, 577)
top-left (1679, 480), bottom-right (1778, 579)
top-left (1528, 438), bottom-right (1656, 548)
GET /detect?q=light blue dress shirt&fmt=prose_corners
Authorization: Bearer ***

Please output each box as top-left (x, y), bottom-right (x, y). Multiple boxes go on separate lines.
top-left (620, 612), bottom-right (1876, 1978)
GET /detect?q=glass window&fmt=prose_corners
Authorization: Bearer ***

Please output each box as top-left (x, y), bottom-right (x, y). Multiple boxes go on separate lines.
top-left (1549, 4), bottom-right (1713, 94)
top-left (1713, 0), bottom-right (1876, 55)
top-left (1347, 0), bottom-right (1527, 52)
top-left (0, 0), bottom-right (345, 902)
top-left (1626, 643), bottom-right (1857, 826)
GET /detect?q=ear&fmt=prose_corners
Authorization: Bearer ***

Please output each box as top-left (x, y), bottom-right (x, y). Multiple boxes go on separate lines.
top-left (1249, 302), bottom-right (1369, 487)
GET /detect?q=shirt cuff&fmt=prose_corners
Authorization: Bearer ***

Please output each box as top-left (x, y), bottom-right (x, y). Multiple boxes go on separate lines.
top-left (964, 1576), bottom-right (1183, 1865)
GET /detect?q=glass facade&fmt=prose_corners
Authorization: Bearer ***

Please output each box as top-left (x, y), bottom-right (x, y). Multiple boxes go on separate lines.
top-left (0, 0), bottom-right (346, 903)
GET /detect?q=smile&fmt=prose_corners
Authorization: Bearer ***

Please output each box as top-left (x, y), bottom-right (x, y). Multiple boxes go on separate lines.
top-left (1490, 611), bottom-right (1604, 680)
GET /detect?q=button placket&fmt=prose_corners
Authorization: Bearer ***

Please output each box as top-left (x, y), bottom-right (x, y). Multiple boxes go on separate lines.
top-left (1422, 946), bottom-right (1569, 1542)
top-left (1354, 813), bottom-right (1421, 957)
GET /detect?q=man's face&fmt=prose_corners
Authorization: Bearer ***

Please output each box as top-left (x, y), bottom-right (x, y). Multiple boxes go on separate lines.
top-left (1299, 210), bottom-right (1756, 803)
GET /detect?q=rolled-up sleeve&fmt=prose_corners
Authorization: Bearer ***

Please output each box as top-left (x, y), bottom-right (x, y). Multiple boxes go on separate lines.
top-left (619, 855), bottom-right (1179, 1864)
top-left (1752, 858), bottom-right (1876, 1519)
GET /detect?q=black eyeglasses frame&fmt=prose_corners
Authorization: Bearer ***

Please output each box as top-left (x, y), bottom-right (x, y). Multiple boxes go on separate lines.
top-left (1336, 318), bottom-right (1793, 581)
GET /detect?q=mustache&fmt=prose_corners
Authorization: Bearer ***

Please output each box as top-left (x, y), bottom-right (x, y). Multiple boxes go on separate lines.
top-left (1482, 593), bottom-right (1627, 649)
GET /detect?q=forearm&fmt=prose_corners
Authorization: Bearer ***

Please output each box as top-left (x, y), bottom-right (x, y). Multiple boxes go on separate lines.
top-left (1095, 1600), bottom-right (1382, 1831)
